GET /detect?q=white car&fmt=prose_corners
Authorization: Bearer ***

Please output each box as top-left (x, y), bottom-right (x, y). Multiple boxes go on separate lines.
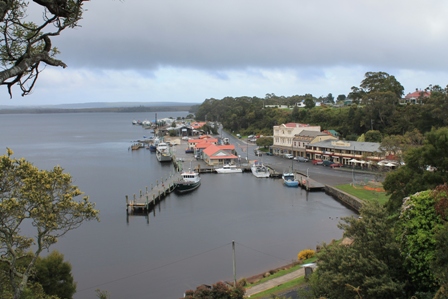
top-left (284, 154), bottom-right (294, 159)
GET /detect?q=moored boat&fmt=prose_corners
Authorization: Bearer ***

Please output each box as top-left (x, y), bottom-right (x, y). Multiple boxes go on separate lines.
top-left (149, 138), bottom-right (160, 152)
top-left (175, 169), bottom-right (201, 193)
top-left (215, 164), bottom-right (243, 174)
top-left (282, 172), bottom-right (299, 187)
top-left (156, 142), bottom-right (172, 162)
top-left (251, 161), bottom-right (270, 178)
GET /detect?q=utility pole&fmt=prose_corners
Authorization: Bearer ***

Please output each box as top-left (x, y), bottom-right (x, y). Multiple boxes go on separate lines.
top-left (232, 240), bottom-right (237, 287)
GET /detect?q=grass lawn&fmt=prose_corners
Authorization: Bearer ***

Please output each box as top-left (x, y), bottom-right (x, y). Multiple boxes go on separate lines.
top-left (243, 257), bottom-right (317, 298)
top-left (248, 277), bottom-right (306, 299)
top-left (335, 184), bottom-right (389, 205)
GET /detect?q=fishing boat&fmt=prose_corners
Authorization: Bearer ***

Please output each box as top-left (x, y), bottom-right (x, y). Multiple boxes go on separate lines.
top-left (282, 151), bottom-right (299, 186)
top-left (130, 143), bottom-right (142, 150)
top-left (156, 142), bottom-right (172, 162)
top-left (282, 172), bottom-right (299, 187)
top-left (175, 169), bottom-right (201, 193)
top-left (251, 161), bottom-right (270, 178)
top-left (215, 164), bottom-right (243, 174)
top-left (148, 137), bottom-right (160, 152)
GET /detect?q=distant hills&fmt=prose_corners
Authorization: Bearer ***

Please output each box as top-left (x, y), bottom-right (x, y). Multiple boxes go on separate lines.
top-left (0, 102), bottom-right (200, 114)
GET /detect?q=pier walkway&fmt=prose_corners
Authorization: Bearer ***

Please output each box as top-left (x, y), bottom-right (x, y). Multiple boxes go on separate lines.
top-left (126, 171), bottom-right (181, 214)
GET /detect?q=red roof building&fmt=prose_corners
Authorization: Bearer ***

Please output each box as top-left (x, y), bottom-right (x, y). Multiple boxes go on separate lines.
top-left (403, 89), bottom-right (430, 104)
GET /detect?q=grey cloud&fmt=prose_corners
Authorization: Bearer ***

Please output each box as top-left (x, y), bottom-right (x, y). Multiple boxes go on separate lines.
top-left (50, 1), bottom-right (448, 72)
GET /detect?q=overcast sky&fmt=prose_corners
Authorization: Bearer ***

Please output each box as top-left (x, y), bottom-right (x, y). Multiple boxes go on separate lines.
top-left (4, 0), bottom-right (448, 106)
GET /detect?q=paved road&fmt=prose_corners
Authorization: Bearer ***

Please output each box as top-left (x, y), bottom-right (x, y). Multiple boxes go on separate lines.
top-left (245, 267), bottom-right (305, 297)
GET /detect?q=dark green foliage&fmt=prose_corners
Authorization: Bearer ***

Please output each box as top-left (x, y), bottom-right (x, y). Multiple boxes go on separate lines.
top-left (384, 127), bottom-right (448, 213)
top-left (256, 137), bottom-right (273, 148)
top-left (31, 250), bottom-right (77, 299)
top-left (182, 281), bottom-right (244, 299)
top-left (364, 130), bottom-right (382, 142)
top-left (310, 202), bottom-right (406, 299)
top-left (396, 191), bottom-right (443, 294)
top-left (432, 223), bottom-right (448, 299)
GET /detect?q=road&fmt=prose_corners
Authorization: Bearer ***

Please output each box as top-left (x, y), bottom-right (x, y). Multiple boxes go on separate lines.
top-left (220, 129), bottom-right (378, 187)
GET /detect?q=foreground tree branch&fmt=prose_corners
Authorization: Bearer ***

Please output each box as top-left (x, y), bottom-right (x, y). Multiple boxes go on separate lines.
top-left (0, 0), bottom-right (88, 98)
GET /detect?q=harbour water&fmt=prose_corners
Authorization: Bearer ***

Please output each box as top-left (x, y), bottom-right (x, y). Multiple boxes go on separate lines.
top-left (0, 112), bottom-right (356, 298)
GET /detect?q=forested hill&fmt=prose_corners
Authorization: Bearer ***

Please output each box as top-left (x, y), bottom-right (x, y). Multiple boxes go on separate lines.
top-left (194, 74), bottom-right (448, 140)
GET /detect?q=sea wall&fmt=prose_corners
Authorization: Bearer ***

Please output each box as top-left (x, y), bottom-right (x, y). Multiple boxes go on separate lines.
top-left (324, 185), bottom-right (363, 213)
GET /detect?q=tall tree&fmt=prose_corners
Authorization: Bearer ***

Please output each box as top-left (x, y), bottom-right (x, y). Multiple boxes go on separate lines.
top-left (396, 190), bottom-right (444, 296)
top-left (0, 0), bottom-right (89, 98)
top-left (358, 71), bottom-right (404, 99)
top-left (336, 94), bottom-right (346, 104)
top-left (32, 250), bottom-right (76, 298)
top-left (310, 202), bottom-right (406, 299)
top-left (0, 149), bottom-right (99, 299)
top-left (384, 127), bottom-right (448, 213)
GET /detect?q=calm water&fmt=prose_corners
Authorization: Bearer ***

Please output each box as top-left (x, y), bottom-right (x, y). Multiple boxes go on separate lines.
top-left (0, 112), bottom-right (355, 299)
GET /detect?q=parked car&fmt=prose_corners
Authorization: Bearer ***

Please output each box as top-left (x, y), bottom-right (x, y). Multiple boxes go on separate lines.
top-left (266, 152), bottom-right (273, 156)
top-left (330, 163), bottom-right (343, 168)
top-left (312, 159), bottom-right (323, 165)
top-left (323, 160), bottom-right (335, 166)
top-left (294, 156), bottom-right (309, 162)
top-left (284, 154), bottom-right (294, 159)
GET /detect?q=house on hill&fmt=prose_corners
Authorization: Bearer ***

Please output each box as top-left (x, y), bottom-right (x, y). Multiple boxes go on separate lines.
top-left (402, 89), bottom-right (430, 105)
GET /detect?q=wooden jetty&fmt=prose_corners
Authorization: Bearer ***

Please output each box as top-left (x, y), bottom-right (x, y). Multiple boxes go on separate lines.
top-left (295, 172), bottom-right (325, 191)
top-left (126, 171), bottom-right (181, 214)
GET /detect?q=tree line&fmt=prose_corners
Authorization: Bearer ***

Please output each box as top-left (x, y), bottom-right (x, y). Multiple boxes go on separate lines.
top-left (194, 72), bottom-right (448, 141)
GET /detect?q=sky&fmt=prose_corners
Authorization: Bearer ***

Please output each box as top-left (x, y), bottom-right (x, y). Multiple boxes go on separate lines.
top-left (3, 0), bottom-right (448, 106)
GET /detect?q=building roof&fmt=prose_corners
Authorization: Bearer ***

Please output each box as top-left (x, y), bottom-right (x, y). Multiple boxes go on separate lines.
top-left (295, 130), bottom-right (327, 138)
top-left (405, 90), bottom-right (430, 99)
top-left (310, 139), bottom-right (381, 152)
top-left (191, 122), bottom-right (207, 130)
top-left (195, 140), bottom-right (217, 149)
top-left (189, 137), bottom-right (218, 144)
top-left (283, 123), bottom-right (312, 128)
top-left (203, 144), bottom-right (238, 159)
top-left (323, 129), bottom-right (340, 137)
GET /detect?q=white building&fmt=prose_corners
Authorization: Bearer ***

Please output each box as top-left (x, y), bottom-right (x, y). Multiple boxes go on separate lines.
top-left (271, 123), bottom-right (321, 156)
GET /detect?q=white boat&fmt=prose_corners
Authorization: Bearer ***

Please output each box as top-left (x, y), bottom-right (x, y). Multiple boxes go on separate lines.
top-left (156, 142), bottom-right (172, 162)
top-left (215, 164), bottom-right (243, 174)
top-left (282, 172), bottom-right (299, 187)
top-left (251, 161), bottom-right (270, 178)
top-left (175, 169), bottom-right (201, 193)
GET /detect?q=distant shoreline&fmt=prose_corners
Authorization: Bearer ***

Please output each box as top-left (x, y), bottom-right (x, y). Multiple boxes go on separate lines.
top-left (0, 105), bottom-right (196, 114)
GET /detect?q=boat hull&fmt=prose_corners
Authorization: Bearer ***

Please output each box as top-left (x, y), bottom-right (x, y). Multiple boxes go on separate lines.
top-left (282, 173), bottom-right (299, 187)
top-left (175, 181), bottom-right (201, 193)
top-left (251, 165), bottom-right (270, 178)
top-left (283, 179), bottom-right (299, 187)
top-left (215, 165), bottom-right (243, 174)
top-left (156, 147), bottom-right (172, 162)
top-left (149, 145), bottom-right (157, 152)
top-left (216, 169), bottom-right (243, 174)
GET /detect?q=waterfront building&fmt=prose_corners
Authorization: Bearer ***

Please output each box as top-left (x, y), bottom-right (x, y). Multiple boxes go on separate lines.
top-left (271, 123), bottom-right (321, 156)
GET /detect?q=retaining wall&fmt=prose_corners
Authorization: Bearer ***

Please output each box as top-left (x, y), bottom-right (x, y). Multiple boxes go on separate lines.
top-left (325, 185), bottom-right (363, 213)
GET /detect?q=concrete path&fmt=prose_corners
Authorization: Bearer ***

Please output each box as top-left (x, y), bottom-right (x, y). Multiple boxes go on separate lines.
top-left (245, 267), bottom-right (305, 297)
